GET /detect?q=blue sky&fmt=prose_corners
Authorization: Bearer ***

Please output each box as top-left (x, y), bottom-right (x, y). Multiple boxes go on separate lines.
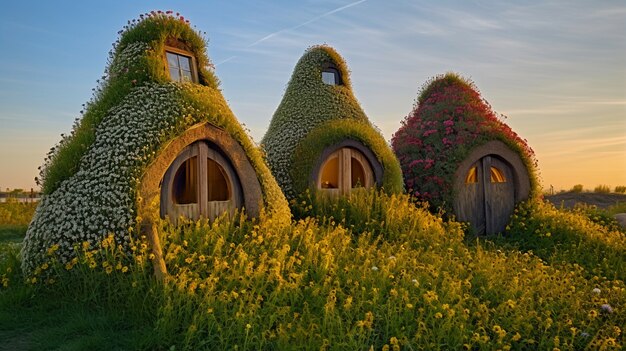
top-left (1, 0), bottom-right (624, 191)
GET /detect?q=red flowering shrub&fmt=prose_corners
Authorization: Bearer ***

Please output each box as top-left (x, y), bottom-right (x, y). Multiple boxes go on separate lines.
top-left (391, 73), bottom-right (538, 212)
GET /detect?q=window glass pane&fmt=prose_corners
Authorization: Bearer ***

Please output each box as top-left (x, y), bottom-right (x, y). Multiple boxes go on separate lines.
top-left (173, 157), bottom-right (198, 204)
top-left (490, 167), bottom-right (506, 183)
top-left (166, 52), bottom-right (179, 68)
top-left (169, 67), bottom-right (181, 82)
top-left (351, 157), bottom-right (366, 188)
top-left (181, 69), bottom-right (193, 82)
top-left (179, 55), bottom-right (192, 71)
top-left (322, 71), bottom-right (336, 85)
top-left (320, 157), bottom-right (339, 189)
top-left (207, 158), bottom-right (231, 201)
top-left (465, 167), bottom-right (478, 184)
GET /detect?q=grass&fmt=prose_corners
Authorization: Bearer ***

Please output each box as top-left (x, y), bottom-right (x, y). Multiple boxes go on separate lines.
top-left (1, 194), bottom-right (625, 350)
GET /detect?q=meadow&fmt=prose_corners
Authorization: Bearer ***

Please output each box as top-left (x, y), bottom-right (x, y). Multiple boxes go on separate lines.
top-left (1, 192), bottom-right (625, 350)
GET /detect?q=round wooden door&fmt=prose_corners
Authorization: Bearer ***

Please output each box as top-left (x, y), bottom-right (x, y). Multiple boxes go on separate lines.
top-left (160, 141), bottom-right (243, 223)
top-left (317, 147), bottom-right (374, 196)
top-left (455, 155), bottom-right (515, 234)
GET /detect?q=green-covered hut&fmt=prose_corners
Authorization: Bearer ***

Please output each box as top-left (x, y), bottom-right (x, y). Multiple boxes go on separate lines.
top-left (392, 73), bottom-right (539, 235)
top-left (262, 45), bottom-right (403, 200)
top-left (22, 12), bottom-right (290, 278)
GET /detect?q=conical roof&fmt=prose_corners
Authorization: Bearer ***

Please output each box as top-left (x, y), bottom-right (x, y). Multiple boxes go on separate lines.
top-left (392, 73), bottom-right (539, 211)
top-left (22, 12), bottom-right (290, 276)
top-left (262, 45), bottom-right (402, 198)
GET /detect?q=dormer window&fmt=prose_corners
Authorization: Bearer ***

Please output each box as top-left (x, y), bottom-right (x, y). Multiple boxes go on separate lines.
top-left (165, 47), bottom-right (198, 83)
top-left (321, 67), bottom-right (341, 85)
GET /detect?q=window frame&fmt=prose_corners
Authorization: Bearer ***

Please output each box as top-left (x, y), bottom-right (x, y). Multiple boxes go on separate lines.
top-left (317, 147), bottom-right (373, 195)
top-left (160, 141), bottom-right (243, 222)
top-left (164, 45), bottom-right (199, 83)
top-left (321, 65), bottom-right (343, 86)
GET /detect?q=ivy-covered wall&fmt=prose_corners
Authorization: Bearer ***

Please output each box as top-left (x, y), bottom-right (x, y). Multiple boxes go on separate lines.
top-left (391, 73), bottom-right (540, 213)
top-left (262, 45), bottom-right (403, 199)
top-left (22, 12), bottom-right (290, 275)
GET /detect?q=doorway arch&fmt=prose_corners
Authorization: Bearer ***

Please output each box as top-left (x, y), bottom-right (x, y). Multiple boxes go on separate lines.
top-left (453, 140), bottom-right (531, 234)
top-left (312, 140), bottom-right (383, 196)
top-left (160, 140), bottom-right (243, 222)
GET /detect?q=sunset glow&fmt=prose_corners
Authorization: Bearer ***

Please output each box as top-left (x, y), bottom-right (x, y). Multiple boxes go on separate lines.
top-left (0, 1), bottom-right (624, 191)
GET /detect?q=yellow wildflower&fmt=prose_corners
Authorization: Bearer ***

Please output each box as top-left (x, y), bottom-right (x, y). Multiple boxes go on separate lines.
top-left (423, 290), bottom-right (438, 303)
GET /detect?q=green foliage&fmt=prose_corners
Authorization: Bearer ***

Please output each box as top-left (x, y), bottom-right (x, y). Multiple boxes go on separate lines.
top-left (4, 193), bottom-right (626, 349)
top-left (571, 184), bottom-right (584, 193)
top-left (290, 119), bottom-right (403, 198)
top-left (0, 202), bottom-right (37, 226)
top-left (291, 188), bottom-right (459, 241)
top-left (262, 45), bottom-right (401, 199)
top-left (392, 72), bottom-right (540, 212)
top-left (504, 199), bottom-right (626, 281)
top-left (607, 202), bottom-right (626, 216)
top-left (615, 185), bottom-right (626, 194)
top-left (594, 184), bottom-right (611, 194)
top-left (39, 12), bottom-right (219, 195)
top-left (0, 233), bottom-right (158, 350)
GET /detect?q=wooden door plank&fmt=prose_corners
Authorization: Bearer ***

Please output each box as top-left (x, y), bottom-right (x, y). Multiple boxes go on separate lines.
top-left (482, 156), bottom-right (493, 234)
top-left (341, 148), bottom-right (350, 195)
top-left (198, 143), bottom-right (208, 219)
top-left (489, 158), bottom-right (515, 234)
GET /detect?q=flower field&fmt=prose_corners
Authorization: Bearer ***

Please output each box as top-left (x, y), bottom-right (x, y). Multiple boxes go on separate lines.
top-left (1, 194), bottom-right (625, 350)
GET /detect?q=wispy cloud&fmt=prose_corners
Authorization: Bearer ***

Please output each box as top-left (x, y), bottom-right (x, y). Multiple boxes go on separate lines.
top-left (214, 56), bottom-right (238, 67)
top-left (246, 0), bottom-right (367, 47)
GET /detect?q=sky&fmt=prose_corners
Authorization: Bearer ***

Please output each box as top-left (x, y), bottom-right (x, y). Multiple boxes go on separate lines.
top-left (0, 0), bottom-right (624, 192)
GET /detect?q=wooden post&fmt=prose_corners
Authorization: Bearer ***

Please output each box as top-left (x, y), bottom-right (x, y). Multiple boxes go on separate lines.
top-left (141, 219), bottom-right (167, 281)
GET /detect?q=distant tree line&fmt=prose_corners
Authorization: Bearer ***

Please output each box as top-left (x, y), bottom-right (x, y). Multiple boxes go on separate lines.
top-left (567, 184), bottom-right (626, 194)
top-left (0, 188), bottom-right (42, 201)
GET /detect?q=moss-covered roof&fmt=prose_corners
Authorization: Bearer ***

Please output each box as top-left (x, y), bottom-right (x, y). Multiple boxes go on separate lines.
top-left (22, 12), bottom-right (290, 276)
top-left (262, 45), bottom-right (403, 198)
top-left (392, 72), bottom-right (540, 212)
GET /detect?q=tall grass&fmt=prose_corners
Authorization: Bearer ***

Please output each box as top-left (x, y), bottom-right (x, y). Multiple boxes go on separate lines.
top-left (594, 185), bottom-right (611, 194)
top-left (0, 202), bottom-right (37, 227)
top-left (2, 193), bottom-right (625, 349)
top-left (503, 199), bottom-right (626, 281)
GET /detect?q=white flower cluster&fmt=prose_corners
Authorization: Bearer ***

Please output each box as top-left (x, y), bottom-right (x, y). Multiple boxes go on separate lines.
top-left (21, 82), bottom-right (192, 275)
top-left (263, 118), bottom-right (319, 197)
top-left (262, 46), bottom-right (369, 199)
top-left (108, 42), bottom-right (150, 78)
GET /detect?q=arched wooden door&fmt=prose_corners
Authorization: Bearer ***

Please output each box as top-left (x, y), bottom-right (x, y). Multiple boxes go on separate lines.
top-left (455, 155), bottom-right (515, 234)
top-left (160, 141), bottom-right (243, 223)
top-left (317, 147), bottom-right (374, 196)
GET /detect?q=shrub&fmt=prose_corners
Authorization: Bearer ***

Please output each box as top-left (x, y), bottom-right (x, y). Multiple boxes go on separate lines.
top-left (614, 185), bottom-right (626, 194)
top-left (571, 184), bottom-right (584, 193)
top-left (594, 185), bottom-right (611, 194)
